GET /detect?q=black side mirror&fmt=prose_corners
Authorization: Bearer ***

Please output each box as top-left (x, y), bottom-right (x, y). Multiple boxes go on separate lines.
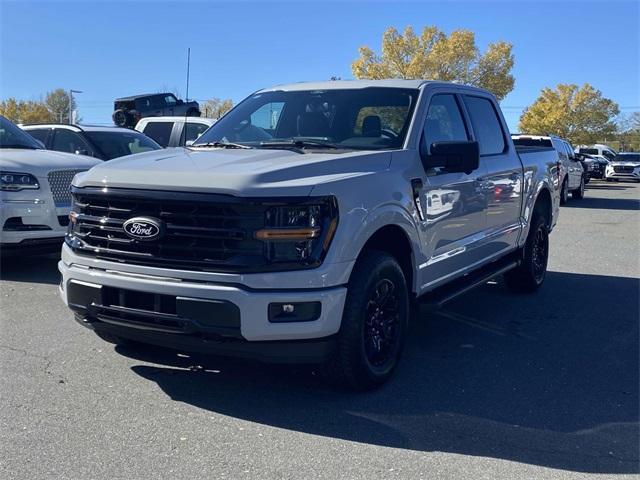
top-left (421, 140), bottom-right (480, 174)
top-left (177, 99), bottom-right (184, 105)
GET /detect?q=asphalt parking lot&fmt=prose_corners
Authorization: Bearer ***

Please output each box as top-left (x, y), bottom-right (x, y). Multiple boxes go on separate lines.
top-left (1, 180), bottom-right (638, 480)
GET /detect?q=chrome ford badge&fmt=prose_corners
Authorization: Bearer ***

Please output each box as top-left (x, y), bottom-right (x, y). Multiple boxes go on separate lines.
top-left (122, 217), bottom-right (163, 241)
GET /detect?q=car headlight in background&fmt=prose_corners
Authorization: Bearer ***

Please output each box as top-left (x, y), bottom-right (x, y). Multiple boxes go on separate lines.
top-left (255, 197), bottom-right (339, 268)
top-left (0, 171), bottom-right (40, 191)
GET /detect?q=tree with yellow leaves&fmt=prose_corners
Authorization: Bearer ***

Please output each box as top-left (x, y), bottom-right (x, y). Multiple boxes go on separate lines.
top-left (519, 84), bottom-right (619, 145)
top-left (0, 98), bottom-right (55, 124)
top-left (352, 26), bottom-right (515, 101)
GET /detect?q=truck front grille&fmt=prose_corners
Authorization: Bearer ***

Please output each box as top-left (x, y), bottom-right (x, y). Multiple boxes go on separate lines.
top-left (48, 169), bottom-right (86, 207)
top-left (68, 187), bottom-right (270, 272)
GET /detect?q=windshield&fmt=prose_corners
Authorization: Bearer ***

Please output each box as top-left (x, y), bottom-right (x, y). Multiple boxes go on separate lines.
top-left (84, 130), bottom-right (160, 159)
top-left (194, 87), bottom-right (419, 151)
top-left (0, 115), bottom-right (41, 149)
top-left (614, 153), bottom-right (640, 162)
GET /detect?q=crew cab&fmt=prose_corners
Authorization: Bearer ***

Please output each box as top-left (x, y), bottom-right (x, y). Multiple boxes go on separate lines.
top-left (134, 116), bottom-right (216, 147)
top-left (21, 124), bottom-right (161, 160)
top-left (512, 134), bottom-right (585, 203)
top-left (59, 80), bottom-right (560, 390)
top-left (0, 116), bottom-right (100, 255)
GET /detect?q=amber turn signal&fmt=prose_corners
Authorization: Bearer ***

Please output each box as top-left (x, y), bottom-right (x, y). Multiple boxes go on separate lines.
top-left (254, 227), bottom-right (320, 241)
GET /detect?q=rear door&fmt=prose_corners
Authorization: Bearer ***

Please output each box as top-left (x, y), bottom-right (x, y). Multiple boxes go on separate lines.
top-left (462, 94), bottom-right (523, 258)
top-left (141, 121), bottom-right (175, 147)
top-left (415, 91), bottom-right (489, 290)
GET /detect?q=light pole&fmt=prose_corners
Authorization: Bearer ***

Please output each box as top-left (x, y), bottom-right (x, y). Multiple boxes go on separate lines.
top-left (69, 89), bottom-right (82, 124)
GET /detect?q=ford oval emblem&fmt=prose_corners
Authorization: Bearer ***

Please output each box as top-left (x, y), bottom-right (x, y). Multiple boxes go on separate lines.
top-left (123, 217), bottom-right (163, 241)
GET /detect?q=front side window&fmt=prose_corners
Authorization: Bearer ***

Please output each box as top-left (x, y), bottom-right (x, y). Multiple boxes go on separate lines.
top-left (422, 94), bottom-right (468, 154)
top-left (84, 131), bottom-right (160, 159)
top-left (194, 88), bottom-right (419, 151)
top-left (52, 129), bottom-right (93, 156)
top-left (183, 122), bottom-right (210, 144)
top-left (142, 121), bottom-right (174, 147)
top-left (164, 95), bottom-right (177, 106)
top-left (464, 96), bottom-right (506, 155)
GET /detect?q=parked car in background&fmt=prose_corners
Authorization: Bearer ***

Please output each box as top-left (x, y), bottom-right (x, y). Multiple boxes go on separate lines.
top-left (511, 134), bottom-right (584, 203)
top-left (21, 124), bottom-right (161, 160)
top-left (135, 116), bottom-right (216, 147)
top-left (112, 93), bottom-right (201, 128)
top-left (578, 153), bottom-right (608, 180)
top-left (576, 144), bottom-right (617, 162)
top-left (606, 152), bottom-right (640, 182)
top-left (60, 80), bottom-right (560, 390)
top-left (0, 115), bottom-right (100, 255)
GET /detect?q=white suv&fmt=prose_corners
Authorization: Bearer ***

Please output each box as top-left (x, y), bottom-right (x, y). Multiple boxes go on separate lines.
top-left (0, 116), bottom-right (100, 255)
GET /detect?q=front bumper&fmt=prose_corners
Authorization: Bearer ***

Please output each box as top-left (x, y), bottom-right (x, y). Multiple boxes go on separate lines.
top-left (605, 167), bottom-right (640, 180)
top-left (0, 194), bottom-right (69, 247)
top-left (59, 245), bottom-right (349, 359)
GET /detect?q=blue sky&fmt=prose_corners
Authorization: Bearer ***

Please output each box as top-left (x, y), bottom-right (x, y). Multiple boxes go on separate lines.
top-left (1, 0), bottom-right (638, 130)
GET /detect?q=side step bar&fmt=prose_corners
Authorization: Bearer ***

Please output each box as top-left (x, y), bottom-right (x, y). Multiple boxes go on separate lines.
top-left (418, 253), bottom-right (520, 308)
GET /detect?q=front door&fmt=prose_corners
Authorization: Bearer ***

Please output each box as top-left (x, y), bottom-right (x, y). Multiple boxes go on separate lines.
top-left (415, 93), bottom-right (488, 291)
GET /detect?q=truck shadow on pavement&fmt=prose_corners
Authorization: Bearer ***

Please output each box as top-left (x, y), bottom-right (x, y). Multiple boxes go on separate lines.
top-left (0, 254), bottom-right (60, 285)
top-left (563, 196), bottom-right (640, 211)
top-left (124, 271), bottom-right (639, 474)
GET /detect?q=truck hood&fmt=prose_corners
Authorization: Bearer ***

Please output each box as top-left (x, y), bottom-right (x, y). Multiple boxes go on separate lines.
top-left (73, 147), bottom-right (392, 196)
top-left (0, 148), bottom-right (101, 177)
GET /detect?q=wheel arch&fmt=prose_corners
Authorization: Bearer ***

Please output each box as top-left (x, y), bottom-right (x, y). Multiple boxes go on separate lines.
top-left (355, 224), bottom-right (417, 296)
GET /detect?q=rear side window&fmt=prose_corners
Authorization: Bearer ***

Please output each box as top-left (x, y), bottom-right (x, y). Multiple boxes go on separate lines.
top-left (142, 122), bottom-right (173, 147)
top-left (25, 128), bottom-right (50, 144)
top-left (422, 94), bottom-right (468, 154)
top-left (464, 96), bottom-right (506, 155)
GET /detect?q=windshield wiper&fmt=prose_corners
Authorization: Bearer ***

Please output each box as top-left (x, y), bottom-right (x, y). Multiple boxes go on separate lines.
top-left (191, 141), bottom-right (252, 149)
top-left (259, 139), bottom-right (340, 150)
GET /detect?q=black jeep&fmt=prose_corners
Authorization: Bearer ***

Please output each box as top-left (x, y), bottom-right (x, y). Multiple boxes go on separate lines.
top-left (112, 93), bottom-right (200, 128)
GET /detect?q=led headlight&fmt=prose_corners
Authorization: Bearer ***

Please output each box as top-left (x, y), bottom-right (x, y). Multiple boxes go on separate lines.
top-left (255, 197), bottom-right (338, 268)
top-left (0, 171), bottom-right (39, 191)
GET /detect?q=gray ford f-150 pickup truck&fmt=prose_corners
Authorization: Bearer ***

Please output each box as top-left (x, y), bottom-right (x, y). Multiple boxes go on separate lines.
top-left (60, 80), bottom-right (560, 390)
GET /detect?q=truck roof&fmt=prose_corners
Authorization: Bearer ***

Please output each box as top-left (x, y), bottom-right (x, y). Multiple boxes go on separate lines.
top-left (257, 79), bottom-right (483, 93)
top-left (21, 123), bottom-right (137, 133)
top-left (114, 93), bottom-right (169, 101)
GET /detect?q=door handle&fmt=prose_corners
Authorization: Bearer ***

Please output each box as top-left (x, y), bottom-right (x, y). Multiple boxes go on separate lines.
top-left (411, 178), bottom-right (425, 221)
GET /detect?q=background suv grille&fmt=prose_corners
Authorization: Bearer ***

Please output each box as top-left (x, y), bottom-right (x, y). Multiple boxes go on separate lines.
top-left (613, 165), bottom-right (634, 174)
top-left (69, 188), bottom-right (270, 272)
top-left (48, 169), bottom-right (86, 207)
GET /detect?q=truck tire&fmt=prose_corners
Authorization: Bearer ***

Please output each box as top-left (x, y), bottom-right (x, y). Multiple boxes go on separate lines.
top-left (323, 250), bottom-right (409, 391)
top-left (112, 109), bottom-right (129, 127)
top-left (560, 178), bottom-right (569, 204)
top-left (503, 211), bottom-right (549, 293)
top-left (572, 177), bottom-right (585, 199)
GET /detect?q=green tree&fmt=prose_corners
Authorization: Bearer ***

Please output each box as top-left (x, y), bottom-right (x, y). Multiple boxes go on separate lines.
top-left (0, 97), bottom-right (55, 124)
top-left (614, 112), bottom-right (640, 151)
top-left (200, 98), bottom-right (233, 119)
top-left (45, 88), bottom-right (77, 123)
top-left (352, 26), bottom-right (515, 101)
top-left (519, 83), bottom-right (619, 145)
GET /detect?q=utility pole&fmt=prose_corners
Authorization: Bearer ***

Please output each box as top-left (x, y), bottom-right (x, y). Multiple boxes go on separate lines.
top-left (69, 89), bottom-right (82, 123)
